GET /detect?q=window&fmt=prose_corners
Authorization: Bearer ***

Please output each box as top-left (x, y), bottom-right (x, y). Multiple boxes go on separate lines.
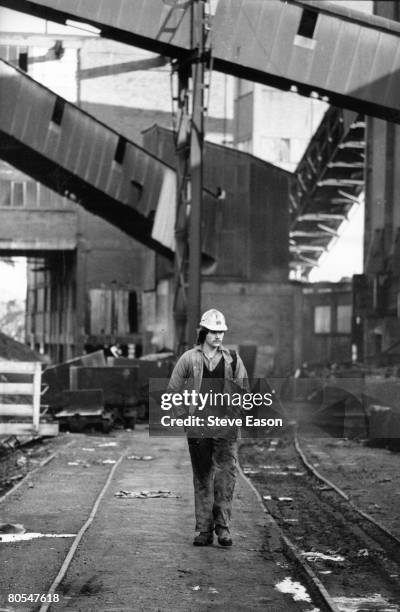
top-left (26, 182), bottom-right (38, 206)
top-left (337, 304), bottom-right (352, 334)
top-left (128, 291), bottom-right (138, 333)
top-left (0, 180), bottom-right (11, 206)
top-left (51, 96), bottom-right (65, 126)
top-left (12, 182), bottom-right (25, 207)
top-left (278, 138), bottom-right (291, 163)
top-left (297, 9), bottom-right (318, 39)
top-left (18, 51), bottom-right (28, 71)
top-left (114, 137), bottom-right (127, 164)
top-left (314, 305), bottom-right (331, 334)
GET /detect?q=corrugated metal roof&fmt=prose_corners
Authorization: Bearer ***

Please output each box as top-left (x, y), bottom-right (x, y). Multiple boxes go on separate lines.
top-left (2, 0), bottom-right (400, 121)
top-left (212, 0), bottom-right (400, 122)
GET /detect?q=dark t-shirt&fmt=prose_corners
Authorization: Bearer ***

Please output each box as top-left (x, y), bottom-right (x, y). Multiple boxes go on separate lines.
top-left (199, 356), bottom-right (224, 417)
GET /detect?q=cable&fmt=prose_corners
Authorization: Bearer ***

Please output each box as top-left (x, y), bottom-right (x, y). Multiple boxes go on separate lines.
top-left (39, 454), bottom-right (125, 612)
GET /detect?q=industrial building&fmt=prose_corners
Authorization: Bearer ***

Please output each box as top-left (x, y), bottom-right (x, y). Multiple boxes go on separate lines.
top-left (0, 8), bottom-right (323, 374)
top-left (1, 0), bottom-right (398, 376)
top-left (2, 5), bottom-right (400, 610)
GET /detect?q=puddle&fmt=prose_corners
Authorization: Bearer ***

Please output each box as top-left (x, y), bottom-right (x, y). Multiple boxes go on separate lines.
top-left (0, 532), bottom-right (76, 543)
top-left (260, 465), bottom-right (281, 469)
top-left (275, 577), bottom-right (311, 602)
top-left (269, 471), bottom-right (288, 476)
top-left (278, 497), bottom-right (293, 502)
top-left (81, 448), bottom-right (95, 451)
top-left (98, 442), bottom-right (117, 447)
top-left (302, 551), bottom-right (345, 563)
top-left (333, 595), bottom-right (399, 611)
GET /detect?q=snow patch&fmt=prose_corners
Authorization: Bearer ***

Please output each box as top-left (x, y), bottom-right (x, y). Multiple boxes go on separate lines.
top-left (275, 577), bottom-right (311, 602)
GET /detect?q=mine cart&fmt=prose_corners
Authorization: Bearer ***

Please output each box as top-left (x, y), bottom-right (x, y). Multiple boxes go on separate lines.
top-left (55, 389), bottom-right (114, 433)
top-left (108, 354), bottom-right (175, 420)
top-left (70, 365), bottom-right (140, 429)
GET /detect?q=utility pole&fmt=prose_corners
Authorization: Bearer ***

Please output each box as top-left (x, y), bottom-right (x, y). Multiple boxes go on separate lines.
top-left (172, 0), bottom-right (207, 354)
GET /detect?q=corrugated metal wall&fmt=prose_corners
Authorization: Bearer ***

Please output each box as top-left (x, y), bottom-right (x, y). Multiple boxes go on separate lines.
top-left (143, 125), bottom-right (290, 282)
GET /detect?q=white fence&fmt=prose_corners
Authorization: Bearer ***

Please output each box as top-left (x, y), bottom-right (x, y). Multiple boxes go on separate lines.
top-left (0, 361), bottom-right (58, 436)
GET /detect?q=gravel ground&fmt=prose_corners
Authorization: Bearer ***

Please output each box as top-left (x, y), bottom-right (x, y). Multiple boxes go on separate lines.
top-left (0, 433), bottom-right (70, 497)
top-left (297, 434), bottom-right (400, 540)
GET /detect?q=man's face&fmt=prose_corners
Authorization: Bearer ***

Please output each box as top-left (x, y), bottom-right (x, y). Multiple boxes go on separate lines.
top-left (204, 330), bottom-right (224, 350)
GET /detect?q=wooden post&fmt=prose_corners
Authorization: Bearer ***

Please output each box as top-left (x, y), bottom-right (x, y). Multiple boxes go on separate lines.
top-left (32, 361), bottom-right (42, 431)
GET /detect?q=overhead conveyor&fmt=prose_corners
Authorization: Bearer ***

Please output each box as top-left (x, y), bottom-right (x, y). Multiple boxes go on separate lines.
top-left (289, 107), bottom-right (365, 271)
top-left (0, 58), bottom-right (216, 261)
top-left (212, 0), bottom-right (400, 123)
top-left (3, 0), bottom-right (400, 123)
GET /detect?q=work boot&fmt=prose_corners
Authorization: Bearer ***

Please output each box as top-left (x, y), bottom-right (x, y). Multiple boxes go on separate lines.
top-left (215, 526), bottom-right (232, 547)
top-left (193, 531), bottom-right (213, 546)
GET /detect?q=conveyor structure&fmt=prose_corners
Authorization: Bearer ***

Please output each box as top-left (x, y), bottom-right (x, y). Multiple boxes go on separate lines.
top-left (1, 0), bottom-right (400, 278)
top-left (3, 0), bottom-right (400, 122)
top-left (290, 107), bottom-right (365, 274)
top-left (0, 57), bottom-right (216, 261)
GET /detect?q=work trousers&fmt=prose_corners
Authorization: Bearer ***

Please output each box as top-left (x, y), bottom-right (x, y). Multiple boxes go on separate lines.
top-left (187, 437), bottom-right (238, 533)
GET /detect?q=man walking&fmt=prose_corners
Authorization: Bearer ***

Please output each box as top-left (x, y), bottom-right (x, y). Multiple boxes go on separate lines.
top-left (168, 309), bottom-right (248, 546)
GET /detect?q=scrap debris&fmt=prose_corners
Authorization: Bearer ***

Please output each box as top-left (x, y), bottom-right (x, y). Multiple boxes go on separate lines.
top-left (243, 467), bottom-right (259, 475)
top-left (0, 523), bottom-right (25, 534)
top-left (127, 455), bottom-right (154, 461)
top-left (115, 489), bottom-right (180, 499)
top-left (301, 551), bottom-right (345, 563)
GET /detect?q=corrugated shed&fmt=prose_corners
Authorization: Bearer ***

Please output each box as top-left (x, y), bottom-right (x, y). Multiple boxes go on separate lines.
top-left (143, 125), bottom-right (290, 281)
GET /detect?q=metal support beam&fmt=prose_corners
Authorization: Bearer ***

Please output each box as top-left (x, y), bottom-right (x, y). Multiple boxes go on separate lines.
top-left (290, 245), bottom-right (326, 252)
top-left (173, 0), bottom-right (206, 354)
top-left (172, 62), bottom-right (190, 355)
top-left (297, 213), bottom-right (346, 222)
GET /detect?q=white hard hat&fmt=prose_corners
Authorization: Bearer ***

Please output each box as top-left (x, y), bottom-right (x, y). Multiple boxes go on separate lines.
top-left (199, 309), bottom-right (228, 332)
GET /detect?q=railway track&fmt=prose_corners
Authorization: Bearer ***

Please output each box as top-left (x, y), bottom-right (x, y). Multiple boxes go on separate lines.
top-left (240, 430), bottom-right (400, 612)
